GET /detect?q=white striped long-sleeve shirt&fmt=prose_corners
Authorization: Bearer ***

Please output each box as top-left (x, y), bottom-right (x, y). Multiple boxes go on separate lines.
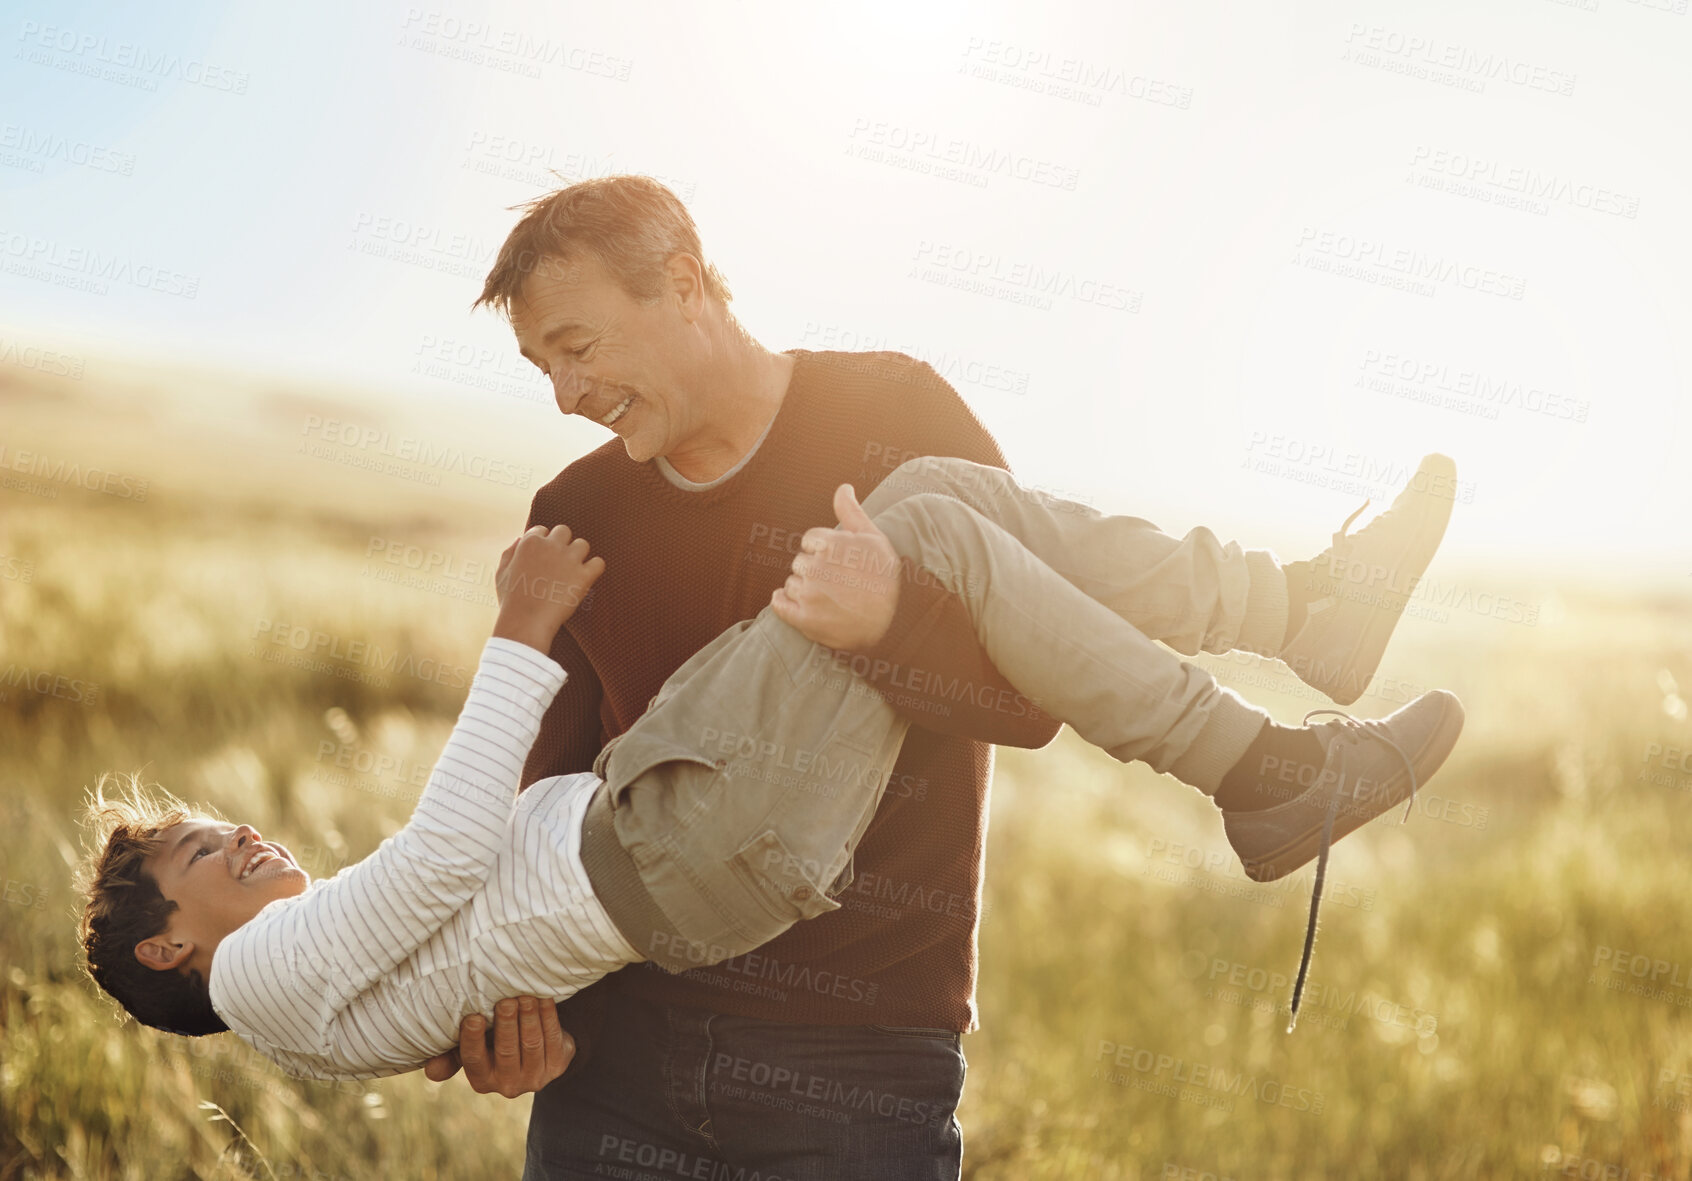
top-left (207, 637), bottom-right (637, 1081)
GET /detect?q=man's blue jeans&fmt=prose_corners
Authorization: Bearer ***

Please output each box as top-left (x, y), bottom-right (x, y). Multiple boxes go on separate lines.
top-left (522, 982), bottom-right (967, 1181)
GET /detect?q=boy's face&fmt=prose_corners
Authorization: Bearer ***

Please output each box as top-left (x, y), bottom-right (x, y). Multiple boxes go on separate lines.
top-left (134, 818), bottom-right (309, 979)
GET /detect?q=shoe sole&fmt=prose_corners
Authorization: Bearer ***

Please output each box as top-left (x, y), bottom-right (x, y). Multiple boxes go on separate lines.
top-left (1291, 454), bottom-right (1457, 707)
top-left (1239, 693), bottom-right (1466, 882)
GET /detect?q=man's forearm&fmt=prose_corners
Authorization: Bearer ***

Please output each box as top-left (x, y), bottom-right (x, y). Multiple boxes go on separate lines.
top-left (848, 558), bottom-right (1060, 748)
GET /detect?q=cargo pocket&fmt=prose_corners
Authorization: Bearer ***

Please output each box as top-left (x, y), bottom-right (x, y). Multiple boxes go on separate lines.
top-left (728, 829), bottom-right (845, 928)
top-left (601, 734), bottom-right (726, 813)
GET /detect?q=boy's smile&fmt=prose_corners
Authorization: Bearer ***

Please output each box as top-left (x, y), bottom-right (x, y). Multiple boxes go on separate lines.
top-left (134, 818), bottom-right (310, 981)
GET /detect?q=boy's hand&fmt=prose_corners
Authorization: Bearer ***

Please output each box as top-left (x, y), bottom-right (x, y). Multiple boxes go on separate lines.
top-left (493, 525), bottom-right (605, 653)
top-left (771, 483), bottom-right (900, 651)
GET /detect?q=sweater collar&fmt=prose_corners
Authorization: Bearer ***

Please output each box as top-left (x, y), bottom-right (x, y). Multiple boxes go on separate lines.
top-left (632, 349), bottom-right (808, 501)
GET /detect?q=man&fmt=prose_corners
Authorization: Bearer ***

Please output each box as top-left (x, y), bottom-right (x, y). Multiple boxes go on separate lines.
top-left (437, 174), bottom-right (1073, 1179)
top-left (421, 176), bottom-right (1415, 1177)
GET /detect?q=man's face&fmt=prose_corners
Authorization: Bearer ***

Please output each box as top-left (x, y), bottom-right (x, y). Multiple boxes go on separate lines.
top-left (510, 251), bottom-right (697, 464)
top-left (138, 818), bottom-right (309, 972)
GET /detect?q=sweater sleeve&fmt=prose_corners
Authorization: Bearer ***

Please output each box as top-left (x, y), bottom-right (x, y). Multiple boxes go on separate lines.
top-left (520, 623), bottom-right (605, 788)
top-left (209, 638), bottom-right (566, 1055)
top-left (850, 360), bottom-right (1063, 750)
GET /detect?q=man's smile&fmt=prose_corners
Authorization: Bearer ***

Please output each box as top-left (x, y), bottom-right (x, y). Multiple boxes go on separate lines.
top-left (600, 393), bottom-right (636, 427)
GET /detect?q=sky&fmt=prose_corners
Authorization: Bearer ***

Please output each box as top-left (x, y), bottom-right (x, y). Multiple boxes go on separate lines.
top-left (3, 0), bottom-right (1690, 575)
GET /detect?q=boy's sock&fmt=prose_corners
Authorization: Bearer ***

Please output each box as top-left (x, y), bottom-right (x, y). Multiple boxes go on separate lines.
top-left (1281, 562), bottom-right (1317, 646)
top-left (1214, 720), bottom-right (1327, 812)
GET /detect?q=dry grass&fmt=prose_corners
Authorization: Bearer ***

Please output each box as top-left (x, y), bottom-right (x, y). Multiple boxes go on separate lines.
top-left (2, 357), bottom-right (1689, 1179)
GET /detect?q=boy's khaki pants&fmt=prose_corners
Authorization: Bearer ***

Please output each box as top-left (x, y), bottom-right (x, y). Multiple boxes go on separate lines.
top-left (581, 456), bottom-right (1288, 970)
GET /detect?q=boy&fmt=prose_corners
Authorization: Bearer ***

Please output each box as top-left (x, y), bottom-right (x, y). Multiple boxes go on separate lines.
top-left (80, 454), bottom-right (1464, 1078)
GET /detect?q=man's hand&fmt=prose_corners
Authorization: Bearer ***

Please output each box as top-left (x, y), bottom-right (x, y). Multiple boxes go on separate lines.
top-left (493, 525), bottom-right (606, 653)
top-left (422, 996), bottom-right (575, 1098)
top-left (770, 483), bottom-right (901, 650)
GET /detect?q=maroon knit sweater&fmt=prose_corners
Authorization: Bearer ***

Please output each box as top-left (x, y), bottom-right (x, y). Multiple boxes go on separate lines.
top-left (520, 349), bottom-right (1060, 1031)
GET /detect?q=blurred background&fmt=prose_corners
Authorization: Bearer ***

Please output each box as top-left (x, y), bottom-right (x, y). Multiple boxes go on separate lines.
top-left (2, 0), bottom-right (1690, 1177)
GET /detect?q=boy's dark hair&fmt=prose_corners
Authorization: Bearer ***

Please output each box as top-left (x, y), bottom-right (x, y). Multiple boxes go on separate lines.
top-left (77, 774), bottom-right (229, 1036)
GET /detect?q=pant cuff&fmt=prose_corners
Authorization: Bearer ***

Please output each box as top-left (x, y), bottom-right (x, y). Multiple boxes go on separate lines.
top-left (1237, 549), bottom-right (1289, 656)
top-left (1166, 686), bottom-right (1269, 795)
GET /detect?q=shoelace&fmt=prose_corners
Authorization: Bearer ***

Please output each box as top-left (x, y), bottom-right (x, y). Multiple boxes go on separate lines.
top-left (1285, 709), bottom-right (1420, 1033)
top-left (1311, 499), bottom-right (1371, 569)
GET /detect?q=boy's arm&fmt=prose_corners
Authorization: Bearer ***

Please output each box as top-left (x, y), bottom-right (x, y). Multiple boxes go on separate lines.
top-left (214, 526), bottom-right (604, 1047)
top-left (520, 597), bottom-right (607, 789)
top-left (218, 638), bottom-right (566, 1022)
top-left (520, 481), bottom-right (609, 789)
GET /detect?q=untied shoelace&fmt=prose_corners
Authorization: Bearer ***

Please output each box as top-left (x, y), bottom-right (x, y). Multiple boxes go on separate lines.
top-left (1285, 708), bottom-right (1420, 1033)
top-left (1319, 499), bottom-right (1372, 564)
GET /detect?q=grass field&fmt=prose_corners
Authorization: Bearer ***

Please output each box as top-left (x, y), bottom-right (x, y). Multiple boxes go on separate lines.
top-left (3, 357), bottom-right (1691, 1180)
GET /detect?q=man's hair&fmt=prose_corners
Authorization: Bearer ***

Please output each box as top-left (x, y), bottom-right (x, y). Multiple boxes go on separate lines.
top-left (76, 773), bottom-right (229, 1036)
top-left (473, 174), bottom-right (733, 318)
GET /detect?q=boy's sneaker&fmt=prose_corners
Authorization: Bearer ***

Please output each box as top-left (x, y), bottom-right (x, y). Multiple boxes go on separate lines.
top-left (1223, 690), bottom-right (1464, 883)
top-left (1221, 689), bottom-right (1465, 1030)
top-left (1281, 454), bottom-right (1457, 706)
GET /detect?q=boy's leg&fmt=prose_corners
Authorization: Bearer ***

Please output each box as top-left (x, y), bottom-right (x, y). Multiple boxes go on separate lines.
top-left (578, 483), bottom-right (1280, 971)
top-left (861, 455), bottom-right (1289, 658)
top-left (865, 492), bottom-right (1463, 969)
top-left (859, 478), bottom-right (1465, 1033)
top-left (579, 607), bottom-right (911, 971)
top-left (862, 453), bottom-right (1460, 708)
top-left (864, 491), bottom-right (1271, 789)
